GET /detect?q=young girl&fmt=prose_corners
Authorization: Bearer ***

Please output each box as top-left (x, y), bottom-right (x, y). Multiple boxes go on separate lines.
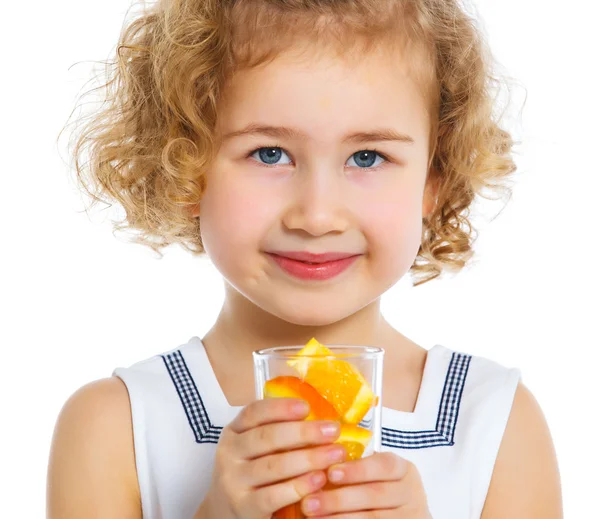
top-left (48, 0), bottom-right (562, 518)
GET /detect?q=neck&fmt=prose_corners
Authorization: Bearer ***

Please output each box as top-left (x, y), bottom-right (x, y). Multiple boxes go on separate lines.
top-left (204, 282), bottom-right (394, 357)
top-left (201, 283), bottom-right (422, 408)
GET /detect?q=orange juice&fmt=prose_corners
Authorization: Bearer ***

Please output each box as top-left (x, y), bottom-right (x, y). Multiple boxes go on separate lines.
top-left (262, 338), bottom-right (378, 519)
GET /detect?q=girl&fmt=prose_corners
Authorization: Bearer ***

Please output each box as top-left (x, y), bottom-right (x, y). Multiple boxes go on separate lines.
top-left (48, 0), bottom-right (562, 518)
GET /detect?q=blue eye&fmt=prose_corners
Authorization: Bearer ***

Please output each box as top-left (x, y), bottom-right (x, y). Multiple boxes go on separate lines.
top-left (248, 147), bottom-right (389, 169)
top-left (250, 147), bottom-right (292, 166)
top-left (347, 150), bottom-right (385, 169)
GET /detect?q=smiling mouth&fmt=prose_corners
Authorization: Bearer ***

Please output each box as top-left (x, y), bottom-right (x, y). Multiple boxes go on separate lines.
top-left (266, 251), bottom-right (362, 281)
top-left (268, 251), bottom-right (361, 263)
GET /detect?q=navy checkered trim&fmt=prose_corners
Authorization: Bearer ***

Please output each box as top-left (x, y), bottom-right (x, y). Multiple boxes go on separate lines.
top-left (162, 349), bottom-right (471, 449)
top-left (382, 352), bottom-right (472, 449)
top-left (161, 351), bottom-right (222, 444)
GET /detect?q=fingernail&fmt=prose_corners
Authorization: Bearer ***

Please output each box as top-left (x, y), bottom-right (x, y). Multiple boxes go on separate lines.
top-left (293, 401), bottom-right (310, 416)
top-left (328, 446), bottom-right (345, 462)
top-left (320, 422), bottom-right (339, 437)
top-left (305, 497), bottom-right (320, 513)
top-left (329, 468), bottom-right (344, 482)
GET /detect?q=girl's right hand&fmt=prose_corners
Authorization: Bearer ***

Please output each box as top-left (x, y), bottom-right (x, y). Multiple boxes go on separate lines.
top-left (194, 397), bottom-right (346, 519)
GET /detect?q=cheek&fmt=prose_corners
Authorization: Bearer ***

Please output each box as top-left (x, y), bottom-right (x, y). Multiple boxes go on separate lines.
top-left (362, 189), bottom-right (424, 262)
top-left (199, 177), bottom-right (278, 259)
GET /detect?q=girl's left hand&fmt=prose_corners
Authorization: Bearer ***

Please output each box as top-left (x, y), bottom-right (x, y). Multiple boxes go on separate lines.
top-left (300, 451), bottom-right (432, 518)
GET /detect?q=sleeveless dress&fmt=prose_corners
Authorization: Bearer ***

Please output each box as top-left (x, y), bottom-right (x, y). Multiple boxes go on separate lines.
top-left (113, 336), bottom-right (521, 519)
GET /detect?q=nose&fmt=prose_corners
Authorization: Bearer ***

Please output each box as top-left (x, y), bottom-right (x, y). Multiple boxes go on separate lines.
top-left (281, 168), bottom-right (351, 237)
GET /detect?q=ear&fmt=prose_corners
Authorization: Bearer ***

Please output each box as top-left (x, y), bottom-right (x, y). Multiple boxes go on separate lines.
top-left (190, 202), bottom-right (201, 218)
top-left (422, 169), bottom-right (440, 219)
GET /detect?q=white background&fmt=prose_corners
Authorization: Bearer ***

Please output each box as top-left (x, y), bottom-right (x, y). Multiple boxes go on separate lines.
top-left (1, 0), bottom-right (598, 517)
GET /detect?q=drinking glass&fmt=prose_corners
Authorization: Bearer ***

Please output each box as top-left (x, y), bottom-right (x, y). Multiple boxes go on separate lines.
top-left (253, 344), bottom-right (384, 519)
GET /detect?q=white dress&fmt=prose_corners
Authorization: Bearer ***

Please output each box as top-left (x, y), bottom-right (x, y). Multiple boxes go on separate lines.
top-left (113, 336), bottom-right (521, 519)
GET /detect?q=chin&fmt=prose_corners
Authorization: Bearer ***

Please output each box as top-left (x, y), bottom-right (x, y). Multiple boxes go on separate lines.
top-left (266, 301), bottom-right (354, 328)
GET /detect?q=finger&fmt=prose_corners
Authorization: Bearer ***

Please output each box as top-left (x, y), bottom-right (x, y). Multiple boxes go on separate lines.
top-left (301, 481), bottom-right (403, 516)
top-left (228, 398), bottom-right (310, 434)
top-left (248, 470), bottom-right (328, 517)
top-left (241, 443), bottom-right (347, 487)
top-left (236, 420), bottom-right (341, 459)
top-left (327, 451), bottom-right (409, 485)
top-left (307, 511), bottom-right (398, 519)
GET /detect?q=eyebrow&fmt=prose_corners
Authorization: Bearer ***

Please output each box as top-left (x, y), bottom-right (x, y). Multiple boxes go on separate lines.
top-left (221, 123), bottom-right (415, 145)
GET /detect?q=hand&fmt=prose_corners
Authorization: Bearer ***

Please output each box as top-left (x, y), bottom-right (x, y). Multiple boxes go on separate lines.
top-left (195, 397), bottom-right (347, 519)
top-left (299, 451), bottom-right (432, 518)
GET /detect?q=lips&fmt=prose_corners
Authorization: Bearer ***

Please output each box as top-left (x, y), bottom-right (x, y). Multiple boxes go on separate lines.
top-left (269, 251), bottom-right (359, 263)
top-left (267, 251), bottom-right (362, 281)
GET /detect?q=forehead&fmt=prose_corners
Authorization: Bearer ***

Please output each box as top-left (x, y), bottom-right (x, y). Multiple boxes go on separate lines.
top-left (215, 46), bottom-right (432, 147)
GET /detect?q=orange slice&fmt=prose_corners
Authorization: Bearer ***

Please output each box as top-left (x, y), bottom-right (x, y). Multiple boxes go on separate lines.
top-left (335, 423), bottom-right (372, 460)
top-left (288, 338), bottom-right (376, 424)
top-left (264, 376), bottom-right (340, 421)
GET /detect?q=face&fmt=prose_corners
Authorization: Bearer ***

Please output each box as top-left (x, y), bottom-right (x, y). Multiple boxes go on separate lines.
top-left (197, 46), bottom-right (437, 326)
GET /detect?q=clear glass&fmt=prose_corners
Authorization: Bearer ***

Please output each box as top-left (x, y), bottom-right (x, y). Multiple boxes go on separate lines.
top-left (253, 345), bottom-right (384, 519)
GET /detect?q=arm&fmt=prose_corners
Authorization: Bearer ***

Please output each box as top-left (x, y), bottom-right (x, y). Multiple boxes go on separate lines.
top-left (481, 382), bottom-right (563, 518)
top-left (46, 377), bottom-right (142, 519)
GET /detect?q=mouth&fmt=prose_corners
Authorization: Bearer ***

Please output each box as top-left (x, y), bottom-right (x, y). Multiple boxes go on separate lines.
top-left (266, 251), bottom-right (362, 281)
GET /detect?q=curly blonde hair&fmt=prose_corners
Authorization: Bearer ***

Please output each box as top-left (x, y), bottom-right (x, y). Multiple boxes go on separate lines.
top-left (62, 0), bottom-right (521, 287)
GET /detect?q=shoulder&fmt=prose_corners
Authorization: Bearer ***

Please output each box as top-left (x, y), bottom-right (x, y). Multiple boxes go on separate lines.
top-left (442, 345), bottom-right (522, 416)
top-left (460, 347), bottom-right (521, 386)
top-left (47, 377), bottom-right (141, 519)
top-left (112, 337), bottom-right (201, 379)
top-left (111, 339), bottom-right (202, 406)
top-left (431, 344), bottom-right (521, 417)
top-left (481, 382), bottom-right (563, 518)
